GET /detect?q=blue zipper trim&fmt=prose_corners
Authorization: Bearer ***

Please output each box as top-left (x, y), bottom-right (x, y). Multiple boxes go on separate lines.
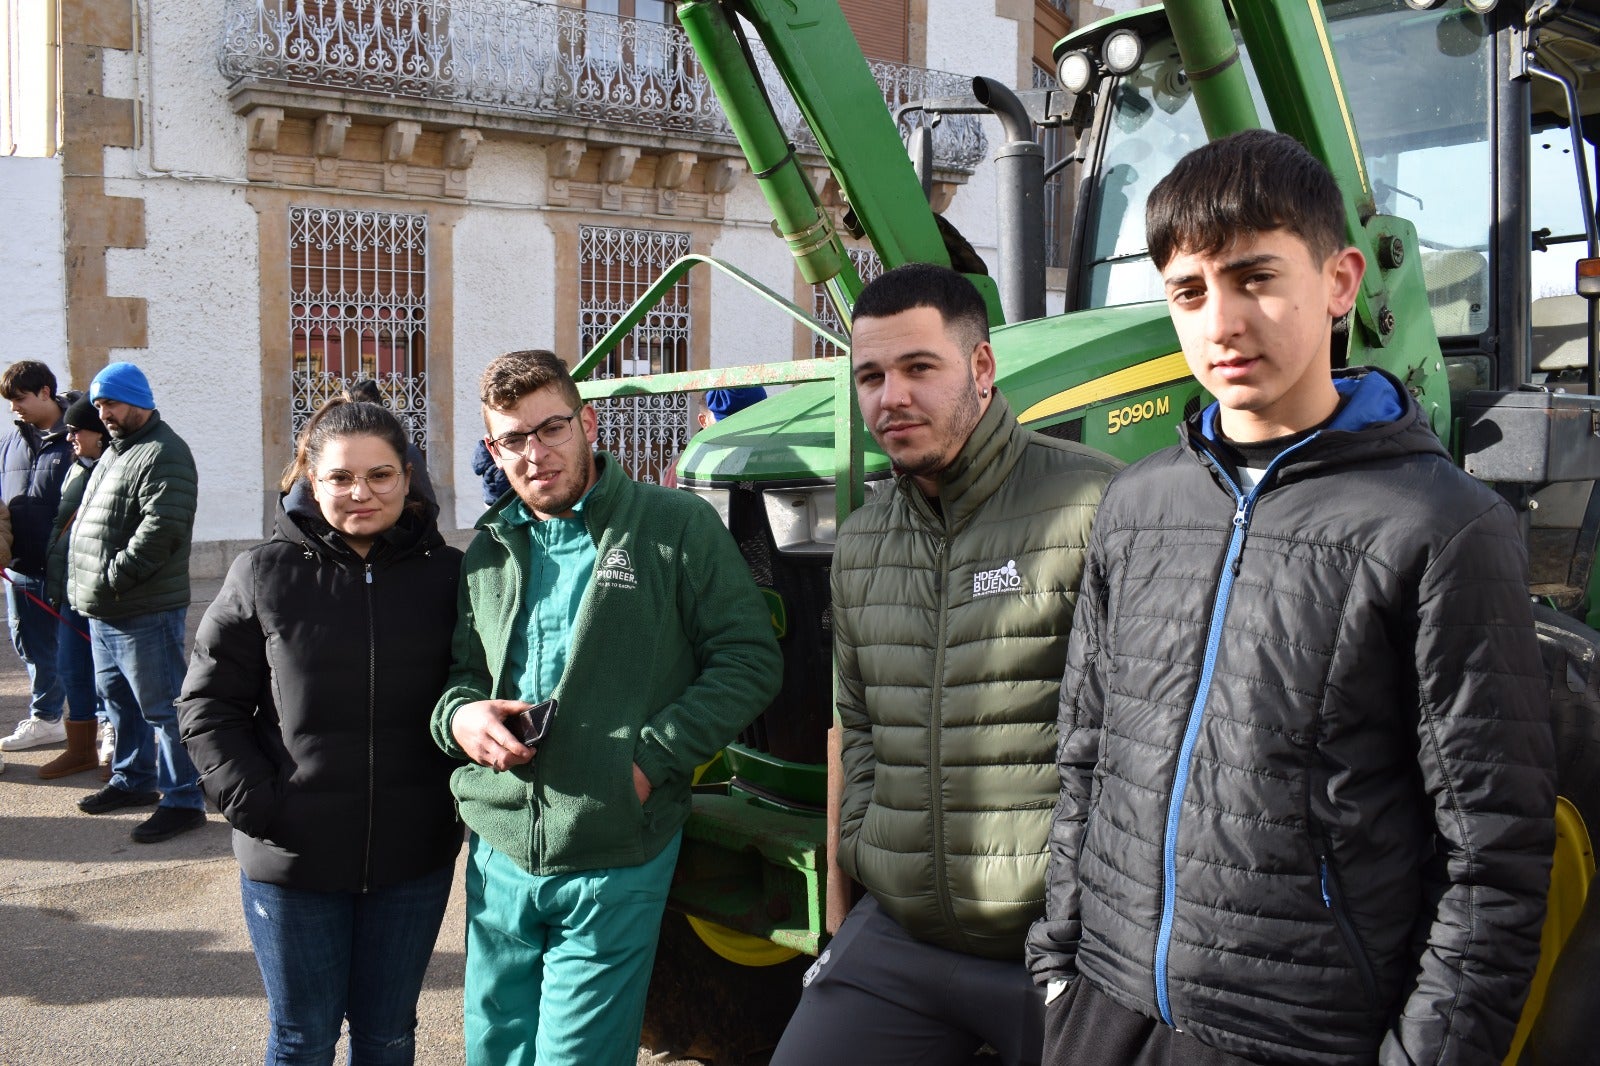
top-left (1152, 433), bottom-right (1319, 1027)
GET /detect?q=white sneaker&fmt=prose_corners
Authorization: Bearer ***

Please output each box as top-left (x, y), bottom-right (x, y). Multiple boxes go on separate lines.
top-left (0, 716), bottom-right (68, 750)
top-left (98, 721), bottom-right (115, 765)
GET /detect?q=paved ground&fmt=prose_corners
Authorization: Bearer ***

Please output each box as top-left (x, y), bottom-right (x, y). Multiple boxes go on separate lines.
top-left (0, 578), bottom-right (696, 1065)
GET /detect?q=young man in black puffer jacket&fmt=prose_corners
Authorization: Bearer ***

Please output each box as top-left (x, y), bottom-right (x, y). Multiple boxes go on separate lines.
top-left (1026, 130), bottom-right (1556, 1065)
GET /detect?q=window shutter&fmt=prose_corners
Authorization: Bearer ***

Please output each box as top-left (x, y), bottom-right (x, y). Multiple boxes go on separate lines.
top-left (838, 0), bottom-right (908, 63)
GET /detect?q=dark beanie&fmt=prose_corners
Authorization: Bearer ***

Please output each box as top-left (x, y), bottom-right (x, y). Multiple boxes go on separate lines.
top-left (64, 395), bottom-right (107, 437)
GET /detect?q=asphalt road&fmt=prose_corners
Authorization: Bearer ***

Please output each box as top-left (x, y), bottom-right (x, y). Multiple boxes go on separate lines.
top-left (0, 578), bottom-right (696, 1066)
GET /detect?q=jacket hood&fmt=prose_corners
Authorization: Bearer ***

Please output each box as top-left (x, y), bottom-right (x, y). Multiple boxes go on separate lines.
top-left (1183, 366), bottom-right (1449, 486)
top-left (277, 478), bottom-right (445, 561)
top-left (896, 390), bottom-right (1030, 532)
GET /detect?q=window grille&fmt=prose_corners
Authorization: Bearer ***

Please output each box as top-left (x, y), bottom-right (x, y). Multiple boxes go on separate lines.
top-left (1035, 63), bottom-right (1069, 270)
top-left (288, 207), bottom-right (429, 452)
top-left (812, 249), bottom-right (884, 359)
top-left (579, 224), bottom-right (692, 484)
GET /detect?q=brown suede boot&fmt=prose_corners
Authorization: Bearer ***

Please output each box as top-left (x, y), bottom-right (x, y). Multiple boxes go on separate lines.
top-left (39, 720), bottom-right (100, 780)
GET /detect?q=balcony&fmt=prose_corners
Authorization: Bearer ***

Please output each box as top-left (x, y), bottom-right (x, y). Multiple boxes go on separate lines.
top-left (219, 0), bottom-right (986, 173)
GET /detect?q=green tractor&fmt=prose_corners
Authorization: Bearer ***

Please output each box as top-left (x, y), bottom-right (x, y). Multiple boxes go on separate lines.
top-left (584, 0), bottom-right (1600, 1058)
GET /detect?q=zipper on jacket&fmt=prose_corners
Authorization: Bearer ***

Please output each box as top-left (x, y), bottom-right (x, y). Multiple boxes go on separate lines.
top-left (361, 560), bottom-right (376, 892)
top-left (929, 533), bottom-right (959, 940)
top-left (1319, 849), bottom-right (1380, 1006)
top-left (486, 522), bottom-right (540, 873)
top-left (1152, 435), bottom-right (1318, 1027)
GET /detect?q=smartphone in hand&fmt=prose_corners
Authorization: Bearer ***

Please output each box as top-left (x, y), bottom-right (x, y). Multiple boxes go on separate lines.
top-left (505, 698), bottom-right (557, 748)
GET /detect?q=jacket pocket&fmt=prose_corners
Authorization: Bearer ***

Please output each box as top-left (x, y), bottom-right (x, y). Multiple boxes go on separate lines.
top-left (1318, 846), bottom-right (1380, 1009)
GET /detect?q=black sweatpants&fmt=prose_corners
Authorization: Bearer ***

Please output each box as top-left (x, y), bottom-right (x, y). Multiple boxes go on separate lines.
top-left (1043, 977), bottom-right (1261, 1066)
top-left (769, 894), bottom-right (1044, 1066)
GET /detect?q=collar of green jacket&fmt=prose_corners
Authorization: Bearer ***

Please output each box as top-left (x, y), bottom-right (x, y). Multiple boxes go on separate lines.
top-left (897, 389), bottom-right (1027, 532)
top-left (476, 451), bottom-right (624, 542)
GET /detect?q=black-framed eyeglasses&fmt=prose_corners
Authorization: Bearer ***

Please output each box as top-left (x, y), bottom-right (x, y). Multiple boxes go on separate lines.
top-left (487, 410), bottom-right (581, 458)
top-left (317, 468), bottom-right (405, 497)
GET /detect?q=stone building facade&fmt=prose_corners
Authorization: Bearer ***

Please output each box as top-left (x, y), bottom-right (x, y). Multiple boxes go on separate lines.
top-left (3, 0), bottom-right (1087, 543)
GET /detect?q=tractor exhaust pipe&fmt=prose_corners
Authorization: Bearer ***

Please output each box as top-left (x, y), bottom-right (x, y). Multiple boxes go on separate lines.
top-left (973, 76), bottom-right (1046, 323)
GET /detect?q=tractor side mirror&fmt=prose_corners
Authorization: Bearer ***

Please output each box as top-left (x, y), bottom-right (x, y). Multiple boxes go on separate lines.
top-left (1577, 258), bottom-right (1600, 300)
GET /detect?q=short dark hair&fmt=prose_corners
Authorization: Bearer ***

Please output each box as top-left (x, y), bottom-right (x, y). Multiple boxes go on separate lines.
top-left (851, 263), bottom-right (990, 353)
top-left (1145, 129), bottom-right (1348, 270)
top-left (281, 397), bottom-right (411, 494)
top-left (344, 379), bottom-right (384, 406)
top-left (1, 361), bottom-right (57, 401)
top-left (480, 349), bottom-right (582, 421)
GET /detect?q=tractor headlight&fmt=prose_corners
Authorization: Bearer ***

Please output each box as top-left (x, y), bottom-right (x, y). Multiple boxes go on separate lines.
top-left (1103, 29), bottom-right (1145, 75)
top-left (1057, 50), bottom-right (1096, 94)
top-left (685, 486), bottom-right (731, 529)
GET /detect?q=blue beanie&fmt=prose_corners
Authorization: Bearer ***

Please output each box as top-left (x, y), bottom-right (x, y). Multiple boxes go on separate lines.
top-left (90, 362), bottom-right (155, 409)
top-left (704, 386), bottom-right (767, 421)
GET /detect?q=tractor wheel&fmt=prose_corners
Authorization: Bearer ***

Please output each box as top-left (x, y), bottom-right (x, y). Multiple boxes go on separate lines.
top-left (1516, 605), bottom-right (1600, 1063)
top-left (642, 911), bottom-right (809, 1064)
top-left (1533, 606), bottom-right (1600, 837)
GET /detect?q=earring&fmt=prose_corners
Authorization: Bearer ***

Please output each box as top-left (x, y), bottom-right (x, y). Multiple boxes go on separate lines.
top-left (981, 388), bottom-right (990, 398)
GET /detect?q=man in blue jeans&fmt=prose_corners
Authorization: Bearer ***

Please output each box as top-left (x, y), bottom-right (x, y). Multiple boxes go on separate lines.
top-left (68, 362), bottom-right (204, 843)
top-left (0, 361), bottom-right (75, 754)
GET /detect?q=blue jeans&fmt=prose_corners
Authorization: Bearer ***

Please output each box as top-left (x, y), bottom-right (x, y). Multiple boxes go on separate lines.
top-left (56, 604), bottom-right (100, 724)
top-left (6, 572), bottom-right (63, 721)
top-left (241, 867), bottom-right (455, 1066)
top-left (91, 608), bottom-right (203, 809)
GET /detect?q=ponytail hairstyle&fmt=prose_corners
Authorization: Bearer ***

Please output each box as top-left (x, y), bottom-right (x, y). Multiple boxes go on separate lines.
top-left (281, 397), bottom-right (420, 510)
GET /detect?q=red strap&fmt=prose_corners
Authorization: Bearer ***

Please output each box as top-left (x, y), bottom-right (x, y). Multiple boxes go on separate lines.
top-left (0, 569), bottom-right (90, 642)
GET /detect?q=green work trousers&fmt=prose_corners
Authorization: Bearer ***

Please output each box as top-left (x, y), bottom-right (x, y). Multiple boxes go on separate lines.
top-left (462, 829), bottom-right (681, 1066)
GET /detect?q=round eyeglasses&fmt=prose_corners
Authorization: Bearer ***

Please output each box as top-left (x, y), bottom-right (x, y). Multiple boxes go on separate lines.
top-left (317, 468), bottom-right (405, 497)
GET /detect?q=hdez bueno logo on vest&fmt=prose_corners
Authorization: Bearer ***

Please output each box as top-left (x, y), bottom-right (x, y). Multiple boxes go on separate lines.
top-left (596, 547), bottom-right (637, 590)
top-left (973, 559), bottom-right (1022, 597)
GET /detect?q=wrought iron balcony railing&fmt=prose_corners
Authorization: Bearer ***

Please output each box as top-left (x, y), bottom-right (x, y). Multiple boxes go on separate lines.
top-left (220, 0), bottom-right (987, 171)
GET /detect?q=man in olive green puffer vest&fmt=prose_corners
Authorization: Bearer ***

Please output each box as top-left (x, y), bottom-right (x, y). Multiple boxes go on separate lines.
top-left (68, 362), bottom-right (204, 845)
top-left (770, 265), bottom-right (1120, 1066)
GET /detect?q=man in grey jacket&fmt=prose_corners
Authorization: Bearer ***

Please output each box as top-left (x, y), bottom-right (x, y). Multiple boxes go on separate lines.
top-left (770, 264), bottom-right (1119, 1066)
top-left (70, 362), bottom-right (204, 844)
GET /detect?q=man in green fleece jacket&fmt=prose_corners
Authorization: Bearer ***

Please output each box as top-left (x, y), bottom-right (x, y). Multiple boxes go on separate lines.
top-left (770, 265), bottom-right (1119, 1066)
top-left (431, 349), bottom-right (781, 1066)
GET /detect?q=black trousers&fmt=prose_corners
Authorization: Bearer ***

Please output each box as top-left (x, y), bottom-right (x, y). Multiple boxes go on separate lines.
top-left (1043, 977), bottom-right (1261, 1066)
top-left (769, 894), bottom-right (1045, 1066)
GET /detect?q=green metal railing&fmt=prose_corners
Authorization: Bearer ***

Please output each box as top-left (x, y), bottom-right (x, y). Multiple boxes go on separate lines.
top-left (573, 253), bottom-right (867, 519)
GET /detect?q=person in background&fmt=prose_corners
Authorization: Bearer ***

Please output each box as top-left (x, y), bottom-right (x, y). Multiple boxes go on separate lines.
top-left (662, 385), bottom-right (769, 489)
top-left (180, 397), bottom-right (463, 1065)
top-left (37, 395), bottom-right (110, 780)
top-left (0, 360), bottom-right (70, 754)
top-left (70, 361), bottom-right (204, 844)
top-left (470, 438), bottom-right (510, 507)
top-left (344, 379), bottom-right (436, 507)
top-left (699, 386), bottom-right (767, 428)
top-left (432, 349), bottom-right (781, 1066)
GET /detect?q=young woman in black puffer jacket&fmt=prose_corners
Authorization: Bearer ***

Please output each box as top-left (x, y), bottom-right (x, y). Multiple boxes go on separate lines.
top-left (179, 398), bottom-right (462, 1065)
